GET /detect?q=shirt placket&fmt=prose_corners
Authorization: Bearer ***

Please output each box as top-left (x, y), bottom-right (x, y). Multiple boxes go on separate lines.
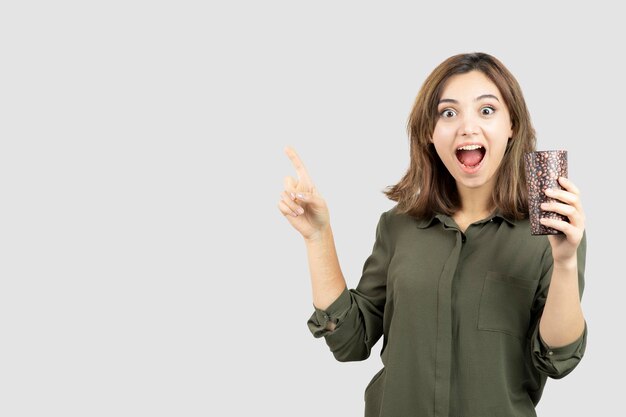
top-left (433, 222), bottom-right (464, 417)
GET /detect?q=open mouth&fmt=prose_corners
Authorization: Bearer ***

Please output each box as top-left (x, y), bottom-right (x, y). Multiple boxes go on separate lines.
top-left (456, 144), bottom-right (486, 168)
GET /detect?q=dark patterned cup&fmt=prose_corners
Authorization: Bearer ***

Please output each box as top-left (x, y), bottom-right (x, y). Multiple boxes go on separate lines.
top-left (524, 150), bottom-right (568, 235)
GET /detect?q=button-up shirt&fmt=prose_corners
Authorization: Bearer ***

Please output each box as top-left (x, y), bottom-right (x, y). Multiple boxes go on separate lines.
top-left (307, 206), bottom-right (587, 417)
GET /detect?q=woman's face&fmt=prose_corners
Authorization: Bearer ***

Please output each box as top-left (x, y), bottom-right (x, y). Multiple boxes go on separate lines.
top-left (431, 70), bottom-right (513, 194)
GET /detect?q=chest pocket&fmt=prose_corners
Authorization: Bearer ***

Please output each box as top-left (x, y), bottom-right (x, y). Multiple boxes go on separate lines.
top-left (478, 271), bottom-right (539, 339)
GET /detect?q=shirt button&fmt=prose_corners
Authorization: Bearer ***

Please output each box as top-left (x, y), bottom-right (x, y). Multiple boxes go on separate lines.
top-left (462, 236), bottom-right (466, 243)
top-left (548, 351), bottom-right (554, 356)
top-left (323, 314), bottom-right (329, 320)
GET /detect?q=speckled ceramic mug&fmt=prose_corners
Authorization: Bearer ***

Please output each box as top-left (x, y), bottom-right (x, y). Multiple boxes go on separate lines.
top-left (524, 150), bottom-right (568, 235)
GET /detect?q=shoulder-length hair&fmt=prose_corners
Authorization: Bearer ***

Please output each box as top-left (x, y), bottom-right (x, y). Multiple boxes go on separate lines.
top-left (384, 52), bottom-right (536, 220)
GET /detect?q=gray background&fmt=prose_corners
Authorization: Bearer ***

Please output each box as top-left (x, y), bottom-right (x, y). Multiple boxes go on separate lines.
top-left (0, 1), bottom-right (621, 416)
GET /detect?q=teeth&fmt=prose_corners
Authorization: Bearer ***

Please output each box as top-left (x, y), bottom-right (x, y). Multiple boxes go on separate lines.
top-left (457, 144), bottom-right (483, 151)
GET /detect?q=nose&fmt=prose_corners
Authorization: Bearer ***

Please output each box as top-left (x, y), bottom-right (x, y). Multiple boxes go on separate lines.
top-left (460, 114), bottom-right (479, 136)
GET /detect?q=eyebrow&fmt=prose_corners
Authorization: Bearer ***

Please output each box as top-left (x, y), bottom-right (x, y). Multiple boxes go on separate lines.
top-left (438, 94), bottom-right (501, 105)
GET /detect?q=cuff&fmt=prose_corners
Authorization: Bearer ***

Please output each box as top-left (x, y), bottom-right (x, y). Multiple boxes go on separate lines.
top-left (307, 288), bottom-right (352, 338)
top-left (532, 320), bottom-right (587, 379)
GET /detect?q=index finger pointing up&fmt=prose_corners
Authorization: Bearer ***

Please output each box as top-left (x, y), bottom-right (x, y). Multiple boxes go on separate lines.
top-left (284, 146), bottom-right (313, 186)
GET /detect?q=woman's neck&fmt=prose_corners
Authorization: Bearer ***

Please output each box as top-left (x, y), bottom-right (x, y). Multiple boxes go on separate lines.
top-left (455, 183), bottom-right (494, 220)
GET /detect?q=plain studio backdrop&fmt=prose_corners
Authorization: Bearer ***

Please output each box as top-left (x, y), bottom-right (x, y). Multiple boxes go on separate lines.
top-left (0, 1), bottom-right (622, 416)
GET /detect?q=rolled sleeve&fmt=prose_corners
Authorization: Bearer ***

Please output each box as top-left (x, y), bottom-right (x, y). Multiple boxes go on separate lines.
top-left (307, 287), bottom-right (352, 338)
top-left (531, 320), bottom-right (587, 379)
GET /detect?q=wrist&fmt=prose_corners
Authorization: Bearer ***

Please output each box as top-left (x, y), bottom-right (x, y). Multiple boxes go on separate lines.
top-left (305, 225), bottom-right (332, 244)
top-left (553, 256), bottom-right (578, 271)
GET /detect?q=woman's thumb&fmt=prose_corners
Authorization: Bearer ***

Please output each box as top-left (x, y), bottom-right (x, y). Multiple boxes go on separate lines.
top-left (296, 190), bottom-right (323, 204)
top-left (294, 191), bottom-right (311, 201)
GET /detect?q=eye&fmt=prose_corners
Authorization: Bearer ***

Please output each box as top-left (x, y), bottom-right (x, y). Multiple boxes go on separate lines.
top-left (440, 109), bottom-right (457, 118)
top-left (481, 106), bottom-right (495, 116)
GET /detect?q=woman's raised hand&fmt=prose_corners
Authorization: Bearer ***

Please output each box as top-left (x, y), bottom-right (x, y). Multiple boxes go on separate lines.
top-left (278, 146), bottom-right (330, 240)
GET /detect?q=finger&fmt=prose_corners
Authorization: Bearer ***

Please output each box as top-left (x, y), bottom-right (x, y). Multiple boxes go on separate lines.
top-left (278, 200), bottom-right (299, 218)
top-left (291, 191), bottom-right (317, 208)
top-left (558, 177), bottom-right (580, 195)
top-left (541, 200), bottom-right (585, 228)
top-left (284, 146), bottom-right (314, 186)
top-left (284, 176), bottom-right (298, 196)
top-left (281, 191), bottom-right (305, 216)
top-left (539, 217), bottom-right (583, 242)
top-left (540, 201), bottom-right (578, 219)
top-left (544, 187), bottom-right (581, 208)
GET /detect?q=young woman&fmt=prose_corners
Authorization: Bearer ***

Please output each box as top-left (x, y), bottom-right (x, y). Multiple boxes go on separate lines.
top-left (278, 52), bottom-right (587, 417)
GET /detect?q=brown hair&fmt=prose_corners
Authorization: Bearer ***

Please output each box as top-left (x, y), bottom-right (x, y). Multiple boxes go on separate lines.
top-left (384, 52), bottom-right (536, 220)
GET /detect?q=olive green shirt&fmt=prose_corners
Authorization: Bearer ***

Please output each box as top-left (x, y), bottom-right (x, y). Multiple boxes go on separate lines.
top-left (307, 206), bottom-right (587, 417)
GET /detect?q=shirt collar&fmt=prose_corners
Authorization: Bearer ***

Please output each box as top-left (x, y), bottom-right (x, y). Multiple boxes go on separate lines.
top-left (414, 210), bottom-right (516, 229)
top-left (492, 209), bottom-right (516, 226)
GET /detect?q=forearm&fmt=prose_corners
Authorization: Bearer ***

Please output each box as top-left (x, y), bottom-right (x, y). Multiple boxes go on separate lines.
top-left (304, 225), bottom-right (347, 312)
top-left (539, 258), bottom-right (585, 348)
